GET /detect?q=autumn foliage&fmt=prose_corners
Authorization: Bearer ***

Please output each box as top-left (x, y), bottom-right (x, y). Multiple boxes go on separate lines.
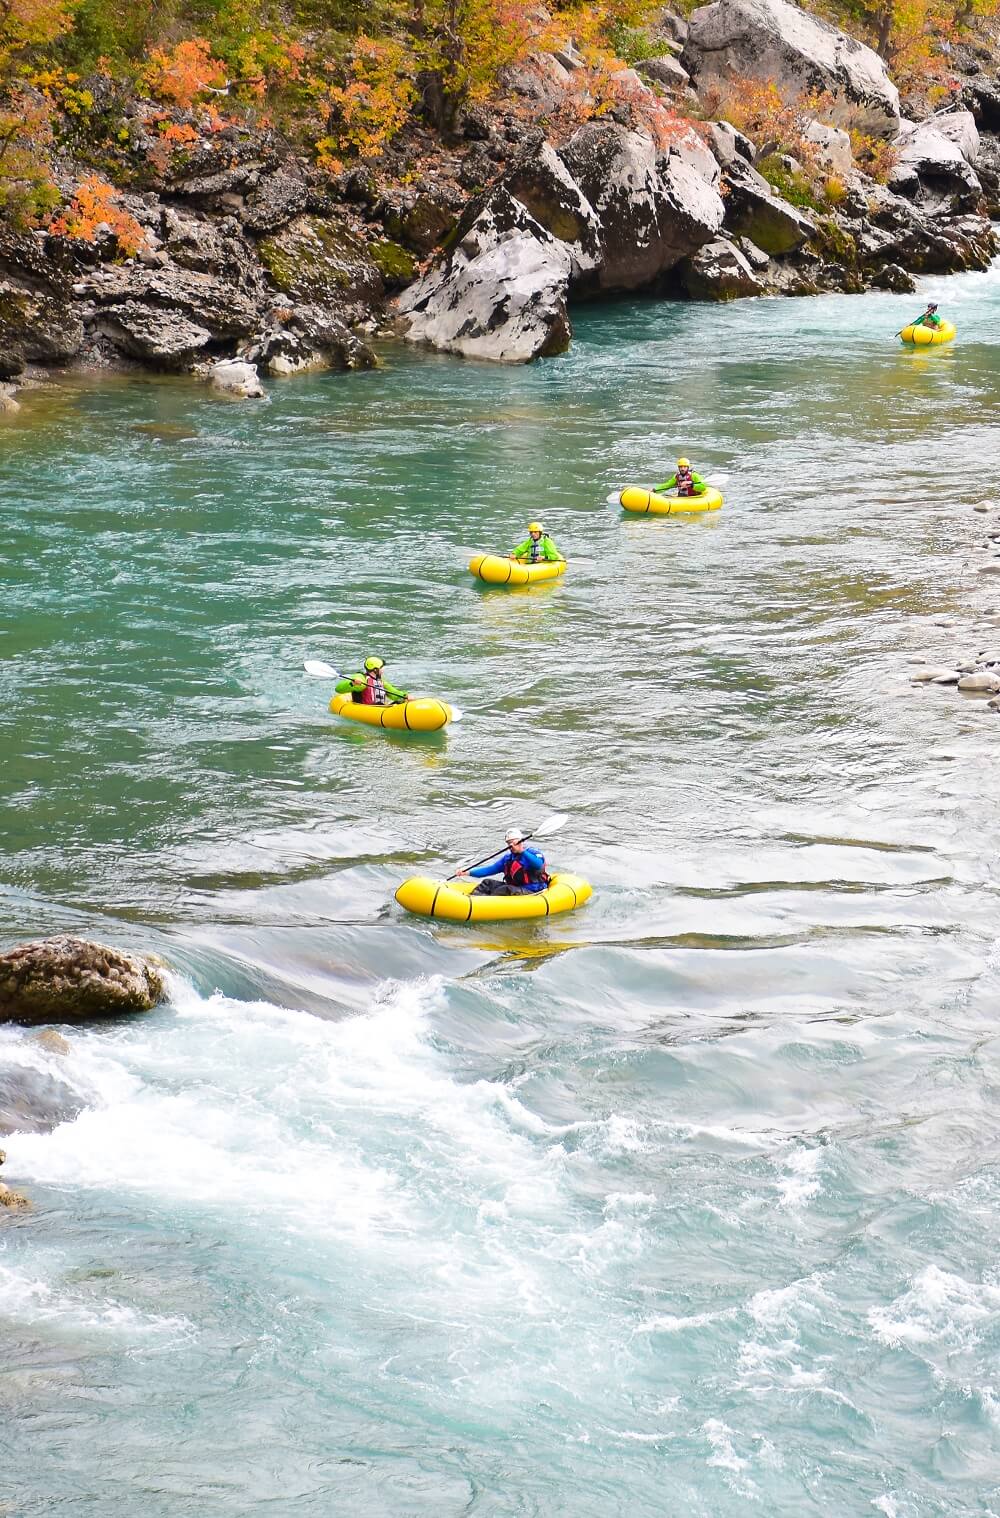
top-left (49, 172), bottom-right (146, 254)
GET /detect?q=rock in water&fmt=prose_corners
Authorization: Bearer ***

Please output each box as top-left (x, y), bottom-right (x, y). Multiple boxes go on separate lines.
top-left (677, 237), bottom-right (763, 299)
top-left (683, 0), bottom-right (900, 136)
top-left (958, 672), bottom-right (1000, 693)
top-left (397, 189), bottom-right (573, 362)
top-left (209, 359), bottom-right (265, 397)
top-left (0, 937), bottom-right (166, 1025)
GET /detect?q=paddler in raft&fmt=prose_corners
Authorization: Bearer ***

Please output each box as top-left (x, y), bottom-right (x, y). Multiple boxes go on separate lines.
top-left (455, 826), bottom-right (551, 896)
top-left (335, 656), bottom-right (409, 707)
top-left (910, 300), bottom-right (943, 331)
top-left (509, 522), bottom-right (562, 564)
top-left (656, 458), bottom-right (707, 498)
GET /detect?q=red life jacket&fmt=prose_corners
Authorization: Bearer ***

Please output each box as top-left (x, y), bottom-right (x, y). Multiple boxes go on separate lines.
top-left (360, 672), bottom-right (386, 705)
top-left (676, 468), bottom-right (694, 497)
top-left (503, 852), bottom-right (550, 890)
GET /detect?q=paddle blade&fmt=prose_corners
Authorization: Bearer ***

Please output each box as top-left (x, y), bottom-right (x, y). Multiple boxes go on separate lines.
top-left (605, 490), bottom-right (623, 505)
top-left (304, 660), bottom-right (339, 678)
top-left (533, 812), bottom-right (569, 837)
top-left (707, 473), bottom-right (730, 487)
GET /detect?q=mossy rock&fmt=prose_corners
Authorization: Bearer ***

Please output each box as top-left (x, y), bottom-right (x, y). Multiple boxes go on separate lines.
top-left (369, 239), bottom-right (416, 286)
top-left (811, 217), bottom-right (858, 267)
top-left (258, 215), bottom-right (384, 308)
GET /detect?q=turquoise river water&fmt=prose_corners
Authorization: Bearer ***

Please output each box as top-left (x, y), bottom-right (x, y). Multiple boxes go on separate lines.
top-left (3, 266), bottom-right (1000, 1517)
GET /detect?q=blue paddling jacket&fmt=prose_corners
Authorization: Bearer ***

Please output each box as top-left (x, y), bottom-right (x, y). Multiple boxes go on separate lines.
top-left (469, 847), bottom-right (549, 892)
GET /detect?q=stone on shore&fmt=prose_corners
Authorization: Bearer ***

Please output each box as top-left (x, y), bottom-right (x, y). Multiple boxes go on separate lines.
top-left (0, 937), bottom-right (166, 1025)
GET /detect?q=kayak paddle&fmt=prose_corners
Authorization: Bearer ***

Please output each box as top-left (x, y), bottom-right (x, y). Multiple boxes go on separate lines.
top-left (449, 812), bottom-right (570, 879)
top-left (303, 660), bottom-right (463, 721)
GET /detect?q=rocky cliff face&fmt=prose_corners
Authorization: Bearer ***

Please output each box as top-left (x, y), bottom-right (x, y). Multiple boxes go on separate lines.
top-left (0, 0), bottom-right (997, 383)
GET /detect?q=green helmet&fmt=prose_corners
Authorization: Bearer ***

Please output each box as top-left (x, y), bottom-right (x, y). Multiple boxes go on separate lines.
top-left (364, 656), bottom-right (385, 671)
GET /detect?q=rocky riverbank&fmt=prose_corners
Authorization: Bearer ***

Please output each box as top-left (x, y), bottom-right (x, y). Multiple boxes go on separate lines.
top-left (1, 0), bottom-right (999, 392)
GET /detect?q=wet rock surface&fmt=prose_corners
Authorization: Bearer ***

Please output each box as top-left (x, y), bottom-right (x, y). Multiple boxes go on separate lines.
top-left (0, 937), bottom-right (166, 1025)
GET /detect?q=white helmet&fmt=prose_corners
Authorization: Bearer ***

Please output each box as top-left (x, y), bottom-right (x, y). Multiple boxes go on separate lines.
top-left (505, 827), bottom-right (526, 844)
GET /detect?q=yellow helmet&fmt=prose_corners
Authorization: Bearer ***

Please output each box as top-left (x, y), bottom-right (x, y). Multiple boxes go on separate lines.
top-left (364, 656), bottom-right (385, 671)
top-left (677, 457), bottom-right (690, 468)
top-left (527, 521), bottom-right (543, 533)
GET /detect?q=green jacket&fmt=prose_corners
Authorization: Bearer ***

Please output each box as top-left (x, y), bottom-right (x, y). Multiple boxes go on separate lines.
top-left (913, 311), bottom-right (942, 327)
top-left (512, 535), bottom-right (561, 562)
top-left (335, 672), bottom-right (408, 704)
top-left (656, 470), bottom-right (707, 495)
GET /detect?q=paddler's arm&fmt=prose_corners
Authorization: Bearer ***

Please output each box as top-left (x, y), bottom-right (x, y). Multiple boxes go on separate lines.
top-left (654, 474), bottom-right (677, 494)
top-left (509, 539), bottom-right (531, 561)
top-left (542, 537), bottom-right (562, 560)
top-left (335, 674), bottom-right (364, 694)
top-left (384, 680), bottom-right (409, 704)
top-left (691, 472), bottom-right (708, 495)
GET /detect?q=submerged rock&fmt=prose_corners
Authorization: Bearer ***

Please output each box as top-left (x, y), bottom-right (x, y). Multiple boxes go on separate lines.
top-left (0, 937), bottom-right (165, 1025)
top-left (958, 671), bottom-right (1000, 692)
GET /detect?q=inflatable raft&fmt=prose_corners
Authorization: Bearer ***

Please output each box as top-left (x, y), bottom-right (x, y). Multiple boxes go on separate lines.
top-left (329, 693), bottom-right (454, 731)
top-left (618, 486), bottom-right (723, 516)
top-left (469, 553), bottom-right (566, 586)
top-left (899, 320), bottom-right (955, 346)
top-left (395, 871), bottom-right (592, 921)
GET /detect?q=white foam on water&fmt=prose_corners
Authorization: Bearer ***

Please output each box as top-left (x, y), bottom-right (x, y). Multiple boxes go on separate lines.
top-left (868, 1264), bottom-right (1000, 1350)
top-left (0, 1261), bottom-right (194, 1345)
top-left (775, 1144), bottom-right (824, 1208)
top-left (703, 1418), bottom-right (748, 1472)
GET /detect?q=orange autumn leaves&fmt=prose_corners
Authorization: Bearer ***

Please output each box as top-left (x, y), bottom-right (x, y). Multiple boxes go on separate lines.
top-left (49, 173), bottom-right (146, 254)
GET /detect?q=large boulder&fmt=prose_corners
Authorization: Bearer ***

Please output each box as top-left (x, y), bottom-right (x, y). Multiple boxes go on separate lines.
top-left (896, 112), bottom-right (981, 208)
top-left (683, 0), bottom-right (900, 137)
top-left (637, 54), bottom-right (691, 91)
top-left (558, 123), bottom-right (725, 292)
top-left (242, 169), bottom-right (310, 234)
top-left (0, 937), bottom-right (165, 1025)
top-left (397, 188), bottom-right (572, 362)
top-left (677, 236), bottom-right (763, 298)
top-left (721, 155), bottom-right (816, 253)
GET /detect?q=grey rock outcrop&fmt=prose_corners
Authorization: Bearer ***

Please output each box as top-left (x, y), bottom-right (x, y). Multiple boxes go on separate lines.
top-left (397, 188), bottom-right (572, 362)
top-left (501, 141), bottom-right (602, 281)
top-left (638, 54), bottom-right (692, 91)
top-left (0, 937), bottom-right (166, 1025)
top-left (683, 0), bottom-right (900, 136)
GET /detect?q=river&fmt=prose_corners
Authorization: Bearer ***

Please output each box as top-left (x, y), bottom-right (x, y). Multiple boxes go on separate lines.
top-left (2, 267), bottom-right (1000, 1516)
